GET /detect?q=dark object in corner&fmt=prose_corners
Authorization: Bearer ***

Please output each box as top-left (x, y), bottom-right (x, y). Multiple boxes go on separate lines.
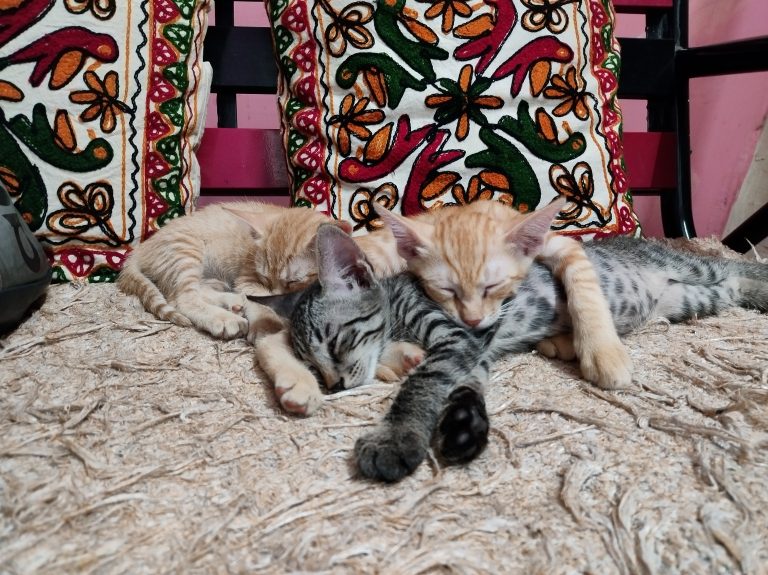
top-left (0, 180), bottom-right (51, 335)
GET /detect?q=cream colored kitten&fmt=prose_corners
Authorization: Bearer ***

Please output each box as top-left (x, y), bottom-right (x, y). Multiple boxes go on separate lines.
top-left (118, 202), bottom-right (344, 339)
top-left (374, 200), bottom-right (632, 389)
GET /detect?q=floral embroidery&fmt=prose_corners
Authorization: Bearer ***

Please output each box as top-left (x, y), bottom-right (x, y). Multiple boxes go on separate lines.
top-left (271, 0), bottom-right (637, 238)
top-left (318, 0), bottom-right (374, 57)
top-left (46, 181), bottom-right (121, 244)
top-left (350, 183), bottom-right (400, 231)
top-left (549, 162), bottom-right (608, 227)
top-left (543, 66), bottom-right (590, 120)
top-left (69, 71), bottom-right (130, 133)
top-left (425, 64), bottom-right (503, 140)
top-left (328, 94), bottom-right (385, 156)
top-left (0, 0), bottom-right (209, 281)
top-left (417, 0), bottom-right (474, 34)
top-left (64, 0), bottom-right (117, 20)
top-left (521, 0), bottom-right (577, 34)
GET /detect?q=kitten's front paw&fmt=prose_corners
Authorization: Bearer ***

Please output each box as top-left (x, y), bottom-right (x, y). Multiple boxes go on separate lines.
top-left (536, 334), bottom-right (577, 361)
top-left (274, 370), bottom-right (323, 416)
top-left (355, 426), bottom-right (428, 482)
top-left (377, 342), bottom-right (425, 380)
top-left (435, 387), bottom-right (489, 464)
top-left (207, 311), bottom-right (248, 339)
top-left (579, 338), bottom-right (633, 390)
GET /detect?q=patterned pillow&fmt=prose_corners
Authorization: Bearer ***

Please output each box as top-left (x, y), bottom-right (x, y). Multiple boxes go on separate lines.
top-left (267, 0), bottom-right (639, 238)
top-left (0, 0), bottom-right (212, 282)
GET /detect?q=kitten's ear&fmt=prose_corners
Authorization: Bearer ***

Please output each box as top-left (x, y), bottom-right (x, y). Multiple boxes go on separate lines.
top-left (506, 198), bottom-right (567, 256)
top-left (372, 204), bottom-right (433, 260)
top-left (316, 224), bottom-right (375, 292)
top-left (222, 206), bottom-right (279, 239)
top-left (331, 219), bottom-right (353, 234)
top-left (247, 291), bottom-right (305, 318)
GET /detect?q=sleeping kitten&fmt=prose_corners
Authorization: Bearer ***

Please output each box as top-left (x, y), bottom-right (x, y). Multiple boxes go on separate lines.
top-left (118, 201), bottom-right (347, 339)
top-left (258, 224), bottom-right (768, 481)
top-left (254, 199), bottom-right (629, 415)
top-left (373, 200), bottom-right (631, 388)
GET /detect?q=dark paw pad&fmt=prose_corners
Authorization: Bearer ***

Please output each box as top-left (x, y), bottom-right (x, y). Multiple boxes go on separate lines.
top-left (355, 428), bottom-right (427, 483)
top-left (436, 387), bottom-right (489, 464)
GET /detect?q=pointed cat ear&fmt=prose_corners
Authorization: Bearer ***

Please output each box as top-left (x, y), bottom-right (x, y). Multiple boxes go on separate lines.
top-left (316, 224), bottom-right (375, 292)
top-left (372, 204), bottom-right (433, 260)
top-left (247, 291), bottom-right (305, 318)
top-left (221, 206), bottom-right (280, 239)
top-left (506, 198), bottom-right (567, 257)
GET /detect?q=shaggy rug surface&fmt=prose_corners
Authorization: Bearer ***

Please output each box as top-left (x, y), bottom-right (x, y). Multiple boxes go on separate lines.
top-left (1, 240), bottom-right (767, 575)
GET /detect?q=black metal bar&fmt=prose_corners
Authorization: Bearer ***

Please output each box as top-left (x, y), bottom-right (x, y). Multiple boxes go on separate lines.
top-left (213, 0), bottom-right (237, 128)
top-left (722, 202), bottom-right (768, 253)
top-left (205, 27), bottom-right (279, 94)
top-left (681, 37), bottom-right (768, 78)
top-left (661, 0), bottom-right (696, 238)
top-left (617, 38), bottom-right (675, 99)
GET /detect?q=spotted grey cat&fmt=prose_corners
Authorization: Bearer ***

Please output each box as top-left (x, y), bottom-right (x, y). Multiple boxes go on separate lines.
top-left (253, 225), bottom-right (768, 482)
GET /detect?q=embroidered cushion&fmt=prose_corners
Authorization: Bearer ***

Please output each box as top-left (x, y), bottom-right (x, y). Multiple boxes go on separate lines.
top-left (0, 0), bottom-right (212, 282)
top-left (267, 0), bottom-right (639, 238)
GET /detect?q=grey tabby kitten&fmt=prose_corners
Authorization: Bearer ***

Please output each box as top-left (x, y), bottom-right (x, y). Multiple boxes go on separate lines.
top-left (254, 225), bottom-right (768, 482)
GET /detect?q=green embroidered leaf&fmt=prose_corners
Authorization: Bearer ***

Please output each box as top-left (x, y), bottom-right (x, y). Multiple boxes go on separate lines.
top-left (158, 205), bottom-right (185, 226)
top-left (153, 169), bottom-right (182, 206)
top-left (271, 0), bottom-right (289, 21)
top-left (89, 266), bottom-right (119, 283)
top-left (51, 266), bottom-right (67, 283)
top-left (275, 26), bottom-right (293, 55)
top-left (160, 98), bottom-right (185, 127)
top-left (294, 198), bottom-right (312, 208)
top-left (280, 56), bottom-right (297, 80)
top-left (173, 0), bottom-right (195, 19)
top-left (292, 167), bottom-right (311, 186)
top-left (0, 121), bottom-right (47, 230)
top-left (287, 131), bottom-right (307, 155)
top-left (285, 98), bottom-right (304, 119)
top-left (470, 77), bottom-right (493, 96)
top-left (163, 63), bottom-right (189, 92)
top-left (466, 127), bottom-right (541, 211)
top-left (157, 136), bottom-right (180, 166)
top-left (603, 53), bottom-right (620, 76)
top-left (164, 24), bottom-right (193, 54)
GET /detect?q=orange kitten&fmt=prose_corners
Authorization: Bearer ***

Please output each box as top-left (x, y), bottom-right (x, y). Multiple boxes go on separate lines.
top-left (375, 200), bottom-right (632, 389)
top-left (118, 201), bottom-right (343, 339)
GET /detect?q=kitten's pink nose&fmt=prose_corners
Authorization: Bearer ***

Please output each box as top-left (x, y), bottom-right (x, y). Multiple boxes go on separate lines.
top-left (464, 318), bottom-right (482, 328)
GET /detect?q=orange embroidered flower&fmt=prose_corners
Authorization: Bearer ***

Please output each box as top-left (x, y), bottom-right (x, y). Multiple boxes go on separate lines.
top-left (69, 70), bottom-right (130, 133)
top-left (449, 170), bottom-right (514, 206)
top-left (425, 64), bottom-right (503, 140)
top-left (399, 5), bottom-right (439, 45)
top-left (65, 0), bottom-right (116, 20)
top-left (543, 66), bottom-right (590, 120)
top-left (319, 0), bottom-right (375, 57)
top-left (521, 0), bottom-right (575, 34)
top-left (418, 0), bottom-right (474, 33)
top-left (328, 95), bottom-right (385, 156)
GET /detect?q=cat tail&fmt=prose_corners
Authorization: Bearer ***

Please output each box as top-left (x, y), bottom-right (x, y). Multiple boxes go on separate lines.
top-left (728, 260), bottom-right (768, 312)
top-left (117, 258), bottom-right (192, 327)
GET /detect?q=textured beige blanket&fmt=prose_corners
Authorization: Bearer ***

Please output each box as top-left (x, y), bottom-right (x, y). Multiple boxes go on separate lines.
top-left (1, 240), bottom-right (767, 574)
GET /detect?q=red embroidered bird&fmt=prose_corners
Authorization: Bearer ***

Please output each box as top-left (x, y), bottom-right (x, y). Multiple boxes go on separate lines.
top-left (0, 26), bottom-right (119, 89)
top-left (0, 0), bottom-right (55, 48)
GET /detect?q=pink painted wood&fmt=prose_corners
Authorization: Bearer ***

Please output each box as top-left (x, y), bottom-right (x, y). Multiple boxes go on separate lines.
top-left (199, 128), bottom-right (287, 191)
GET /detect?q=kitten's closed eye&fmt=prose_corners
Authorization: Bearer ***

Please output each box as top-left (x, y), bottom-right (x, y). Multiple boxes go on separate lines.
top-left (483, 282), bottom-right (501, 297)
